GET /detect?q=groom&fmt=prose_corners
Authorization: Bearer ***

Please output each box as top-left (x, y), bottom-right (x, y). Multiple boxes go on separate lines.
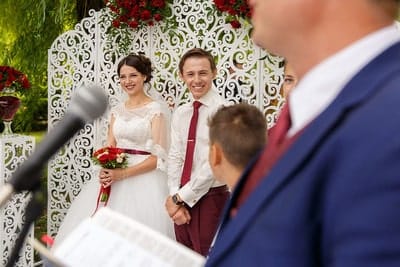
top-left (165, 48), bottom-right (229, 256)
top-left (206, 0), bottom-right (400, 266)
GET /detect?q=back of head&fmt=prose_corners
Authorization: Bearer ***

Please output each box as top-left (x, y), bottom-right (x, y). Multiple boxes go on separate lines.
top-left (209, 103), bottom-right (267, 169)
top-left (375, 0), bottom-right (400, 18)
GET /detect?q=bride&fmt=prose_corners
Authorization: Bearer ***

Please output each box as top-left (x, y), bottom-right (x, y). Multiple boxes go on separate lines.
top-left (53, 53), bottom-right (174, 247)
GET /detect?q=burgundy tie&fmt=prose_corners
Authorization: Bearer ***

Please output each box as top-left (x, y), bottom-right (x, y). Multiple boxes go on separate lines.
top-left (233, 102), bottom-right (299, 213)
top-left (180, 101), bottom-right (202, 187)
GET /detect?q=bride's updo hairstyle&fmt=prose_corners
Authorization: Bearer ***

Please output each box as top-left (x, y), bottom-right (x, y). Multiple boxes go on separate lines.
top-left (117, 53), bottom-right (153, 83)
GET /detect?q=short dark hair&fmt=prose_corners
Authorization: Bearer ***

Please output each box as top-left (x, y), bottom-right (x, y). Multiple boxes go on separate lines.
top-left (371, 0), bottom-right (400, 18)
top-left (179, 48), bottom-right (217, 74)
top-left (117, 53), bottom-right (153, 83)
top-left (209, 103), bottom-right (267, 169)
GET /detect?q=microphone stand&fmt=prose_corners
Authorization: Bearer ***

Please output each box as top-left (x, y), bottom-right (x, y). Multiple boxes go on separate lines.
top-left (6, 187), bottom-right (45, 267)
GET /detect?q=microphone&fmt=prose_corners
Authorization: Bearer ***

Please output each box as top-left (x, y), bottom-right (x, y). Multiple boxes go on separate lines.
top-left (0, 84), bottom-right (108, 207)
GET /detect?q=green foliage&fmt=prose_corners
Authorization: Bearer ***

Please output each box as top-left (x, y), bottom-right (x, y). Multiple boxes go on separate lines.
top-left (0, 0), bottom-right (77, 132)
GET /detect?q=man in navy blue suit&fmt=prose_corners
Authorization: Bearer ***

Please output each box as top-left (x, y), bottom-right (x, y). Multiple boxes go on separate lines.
top-left (206, 0), bottom-right (400, 266)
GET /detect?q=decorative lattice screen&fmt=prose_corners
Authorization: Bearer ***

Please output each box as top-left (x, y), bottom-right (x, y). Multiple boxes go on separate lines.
top-left (0, 136), bottom-right (35, 267)
top-left (47, 1), bottom-right (284, 237)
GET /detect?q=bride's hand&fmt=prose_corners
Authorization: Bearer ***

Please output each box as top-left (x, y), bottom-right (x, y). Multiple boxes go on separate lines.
top-left (99, 168), bottom-right (127, 186)
top-left (99, 169), bottom-right (113, 187)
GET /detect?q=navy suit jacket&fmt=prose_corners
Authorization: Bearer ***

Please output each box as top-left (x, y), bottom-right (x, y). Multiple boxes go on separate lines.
top-left (206, 42), bottom-right (400, 267)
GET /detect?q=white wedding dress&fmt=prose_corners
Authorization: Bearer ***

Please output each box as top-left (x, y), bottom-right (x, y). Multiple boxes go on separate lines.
top-left (53, 101), bottom-right (174, 248)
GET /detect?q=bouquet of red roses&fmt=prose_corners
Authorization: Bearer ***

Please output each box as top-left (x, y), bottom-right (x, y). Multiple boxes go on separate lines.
top-left (91, 147), bottom-right (128, 213)
top-left (92, 146), bottom-right (128, 169)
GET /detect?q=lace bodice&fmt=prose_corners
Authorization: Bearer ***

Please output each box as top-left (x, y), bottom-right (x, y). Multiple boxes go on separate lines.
top-left (112, 102), bottom-right (157, 150)
top-left (111, 101), bottom-right (170, 171)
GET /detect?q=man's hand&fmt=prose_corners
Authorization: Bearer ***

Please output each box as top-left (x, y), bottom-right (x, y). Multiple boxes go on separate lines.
top-left (165, 195), bottom-right (191, 225)
top-left (165, 195), bottom-right (181, 217)
top-left (172, 206), bottom-right (191, 225)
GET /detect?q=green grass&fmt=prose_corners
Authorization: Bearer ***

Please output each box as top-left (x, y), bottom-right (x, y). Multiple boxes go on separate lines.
top-left (26, 131), bottom-right (46, 144)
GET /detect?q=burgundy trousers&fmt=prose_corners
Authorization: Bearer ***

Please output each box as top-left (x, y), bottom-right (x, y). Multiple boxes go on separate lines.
top-left (174, 185), bottom-right (229, 256)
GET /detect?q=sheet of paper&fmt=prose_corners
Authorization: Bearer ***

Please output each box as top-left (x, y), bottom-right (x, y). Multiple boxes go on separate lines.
top-left (53, 208), bottom-right (205, 267)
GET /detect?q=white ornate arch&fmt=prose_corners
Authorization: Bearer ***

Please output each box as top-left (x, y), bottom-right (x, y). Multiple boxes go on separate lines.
top-left (47, 0), bottom-right (284, 237)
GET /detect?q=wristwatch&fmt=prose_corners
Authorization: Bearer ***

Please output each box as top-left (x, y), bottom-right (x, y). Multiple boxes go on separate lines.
top-left (172, 193), bottom-right (184, 206)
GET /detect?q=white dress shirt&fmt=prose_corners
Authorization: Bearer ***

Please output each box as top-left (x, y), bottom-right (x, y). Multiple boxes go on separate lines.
top-left (288, 24), bottom-right (400, 137)
top-left (168, 89), bottom-right (227, 207)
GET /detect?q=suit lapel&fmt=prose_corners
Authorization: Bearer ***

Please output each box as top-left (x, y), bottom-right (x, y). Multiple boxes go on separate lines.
top-left (208, 42), bottom-right (400, 263)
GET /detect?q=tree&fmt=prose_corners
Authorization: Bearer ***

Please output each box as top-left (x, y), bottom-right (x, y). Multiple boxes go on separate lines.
top-left (0, 0), bottom-right (76, 131)
top-left (77, 0), bottom-right (105, 21)
top-left (0, 0), bottom-right (104, 132)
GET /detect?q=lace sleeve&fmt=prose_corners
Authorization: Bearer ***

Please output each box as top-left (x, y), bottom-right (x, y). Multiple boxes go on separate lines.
top-left (146, 102), bottom-right (171, 172)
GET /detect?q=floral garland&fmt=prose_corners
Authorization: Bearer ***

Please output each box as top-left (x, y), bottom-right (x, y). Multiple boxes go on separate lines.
top-left (103, 0), bottom-right (175, 53)
top-left (104, 0), bottom-right (174, 30)
top-left (213, 0), bottom-right (252, 29)
top-left (103, 0), bottom-right (252, 53)
top-left (0, 66), bottom-right (30, 94)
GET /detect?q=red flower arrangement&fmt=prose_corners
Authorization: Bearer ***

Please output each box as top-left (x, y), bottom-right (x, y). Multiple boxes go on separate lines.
top-left (92, 147), bottom-right (128, 212)
top-left (0, 66), bottom-right (30, 93)
top-left (92, 146), bottom-right (128, 169)
top-left (104, 0), bottom-right (173, 30)
top-left (213, 0), bottom-right (252, 29)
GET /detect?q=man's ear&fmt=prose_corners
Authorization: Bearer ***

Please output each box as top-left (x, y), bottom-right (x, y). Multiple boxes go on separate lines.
top-left (209, 143), bottom-right (222, 167)
top-left (212, 68), bottom-right (217, 80)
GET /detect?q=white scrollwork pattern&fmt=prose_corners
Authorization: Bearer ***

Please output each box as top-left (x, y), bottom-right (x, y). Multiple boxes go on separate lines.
top-left (0, 135), bottom-right (35, 267)
top-left (48, 2), bottom-right (284, 238)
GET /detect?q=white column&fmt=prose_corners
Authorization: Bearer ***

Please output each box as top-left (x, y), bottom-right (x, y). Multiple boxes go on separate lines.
top-left (0, 134), bottom-right (35, 267)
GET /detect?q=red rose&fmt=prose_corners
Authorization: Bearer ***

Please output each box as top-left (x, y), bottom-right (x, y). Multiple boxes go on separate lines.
top-left (246, 9), bottom-right (252, 19)
top-left (114, 148), bottom-right (124, 154)
top-left (20, 76), bottom-right (30, 89)
top-left (214, 0), bottom-right (225, 8)
top-left (112, 19), bottom-right (121, 28)
top-left (98, 153), bottom-right (110, 164)
top-left (110, 6), bottom-right (120, 14)
top-left (120, 0), bottom-right (131, 9)
top-left (129, 5), bottom-right (140, 17)
top-left (93, 148), bottom-right (105, 157)
top-left (5, 79), bottom-right (12, 87)
top-left (239, 4), bottom-right (248, 14)
top-left (141, 9), bottom-right (152, 21)
top-left (228, 7), bottom-right (237, 16)
top-left (129, 20), bottom-right (139, 28)
top-left (230, 20), bottom-right (241, 29)
top-left (151, 0), bottom-right (166, 8)
top-left (139, 0), bottom-right (146, 8)
top-left (154, 13), bottom-right (163, 21)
